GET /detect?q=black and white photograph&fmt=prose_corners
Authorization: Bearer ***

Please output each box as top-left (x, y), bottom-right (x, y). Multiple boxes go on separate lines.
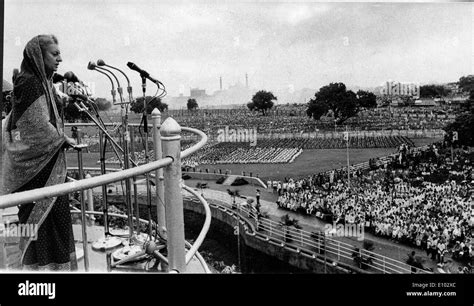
top-left (0, 0), bottom-right (473, 303)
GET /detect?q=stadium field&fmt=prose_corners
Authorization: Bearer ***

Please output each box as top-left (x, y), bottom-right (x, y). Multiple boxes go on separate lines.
top-left (66, 137), bottom-right (439, 181)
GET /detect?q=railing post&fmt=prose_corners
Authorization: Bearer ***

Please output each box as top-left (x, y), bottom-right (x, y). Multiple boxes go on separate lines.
top-left (318, 235), bottom-right (320, 254)
top-left (98, 130), bottom-right (109, 235)
top-left (75, 144), bottom-right (89, 272)
top-left (338, 241), bottom-right (341, 260)
top-left (129, 127), bottom-right (140, 235)
top-left (161, 118), bottom-right (186, 272)
top-left (152, 108), bottom-right (166, 238)
top-left (85, 173), bottom-right (95, 221)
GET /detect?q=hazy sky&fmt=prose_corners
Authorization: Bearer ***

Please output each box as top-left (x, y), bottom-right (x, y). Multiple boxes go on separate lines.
top-left (3, 0), bottom-right (473, 100)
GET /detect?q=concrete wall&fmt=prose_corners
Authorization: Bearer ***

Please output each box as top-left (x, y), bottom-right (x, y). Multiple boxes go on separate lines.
top-left (182, 198), bottom-right (357, 274)
top-left (106, 193), bottom-right (360, 273)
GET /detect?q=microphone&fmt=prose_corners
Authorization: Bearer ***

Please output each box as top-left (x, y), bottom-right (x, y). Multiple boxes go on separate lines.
top-left (64, 71), bottom-right (82, 84)
top-left (52, 73), bottom-right (65, 83)
top-left (127, 62), bottom-right (159, 84)
top-left (63, 71), bottom-right (91, 97)
top-left (88, 60), bottom-right (117, 104)
top-left (97, 59), bottom-right (133, 103)
top-left (88, 61), bottom-right (97, 70)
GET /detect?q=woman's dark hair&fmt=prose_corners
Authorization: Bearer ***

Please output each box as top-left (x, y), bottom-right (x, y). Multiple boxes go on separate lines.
top-left (37, 34), bottom-right (58, 56)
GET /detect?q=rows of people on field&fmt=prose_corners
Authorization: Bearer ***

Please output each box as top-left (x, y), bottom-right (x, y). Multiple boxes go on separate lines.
top-left (272, 142), bottom-right (473, 270)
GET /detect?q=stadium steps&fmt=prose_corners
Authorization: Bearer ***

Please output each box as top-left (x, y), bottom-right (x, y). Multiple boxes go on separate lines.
top-left (222, 175), bottom-right (237, 186)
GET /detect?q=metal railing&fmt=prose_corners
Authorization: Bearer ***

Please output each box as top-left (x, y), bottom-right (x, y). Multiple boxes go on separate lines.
top-left (183, 192), bottom-right (431, 274)
top-left (0, 109), bottom-right (210, 273)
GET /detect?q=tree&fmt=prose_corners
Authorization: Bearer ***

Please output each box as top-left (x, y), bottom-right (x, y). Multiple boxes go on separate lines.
top-left (95, 98), bottom-right (112, 111)
top-left (356, 90), bottom-right (377, 108)
top-left (251, 90), bottom-right (277, 115)
top-left (306, 83), bottom-right (359, 124)
top-left (63, 99), bottom-right (91, 122)
top-left (444, 97), bottom-right (474, 146)
top-left (460, 90), bottom-right (474, 113)
top-left (187, 98), bottom-right (198, 110)
top-left (130, 96), bottom-right (168, 114)
top-left (459, 75), bottom-right (474, 93)
top-left (420, 85), bottom-right (451, 98)
top-left (247, 101), bottom-right (255, 111)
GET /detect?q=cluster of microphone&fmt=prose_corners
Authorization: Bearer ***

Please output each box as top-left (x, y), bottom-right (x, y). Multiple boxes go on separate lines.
top-left (53, 71), bottom-right (92, 103)
top-left (53, 60), bottom-right (165, 106)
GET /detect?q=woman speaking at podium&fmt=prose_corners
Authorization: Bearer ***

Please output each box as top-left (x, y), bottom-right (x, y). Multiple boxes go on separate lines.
top-left (2, 35), bottom-right (78, 270)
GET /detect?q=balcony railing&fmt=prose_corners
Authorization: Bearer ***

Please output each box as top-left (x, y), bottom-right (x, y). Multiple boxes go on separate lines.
top-left (0, 109), bottom-right (210, 273)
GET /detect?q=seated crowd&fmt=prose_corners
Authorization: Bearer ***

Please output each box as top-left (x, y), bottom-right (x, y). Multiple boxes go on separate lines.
top-left (275, 142), bottom-right (473, 270)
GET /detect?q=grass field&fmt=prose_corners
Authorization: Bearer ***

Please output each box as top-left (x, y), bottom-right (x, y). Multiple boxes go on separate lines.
top-left (68, 147), bottom-right (394, 181)
top-left (66, 137), bottom-right (440, 181)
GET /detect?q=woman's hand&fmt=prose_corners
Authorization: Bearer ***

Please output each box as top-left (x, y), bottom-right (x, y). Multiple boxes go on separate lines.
top-left (64, 135), bottom-right (77, 148)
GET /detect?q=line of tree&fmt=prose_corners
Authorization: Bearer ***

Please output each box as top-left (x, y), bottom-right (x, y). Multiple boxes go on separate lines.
top-left (130, 96), bottom-right (168, 114)
top-left (306, 83), bottom-right (376, 124)
top-left (419, 85), bottom-right (451, 98)
top-left (459, 75), bottom-right (474, 93)
top-left (444, 90), bottom-right (474, 146)
top-left (63, 97), bottom-right (112, 123)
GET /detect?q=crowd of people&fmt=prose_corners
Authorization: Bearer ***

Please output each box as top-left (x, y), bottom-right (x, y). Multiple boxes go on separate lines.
top-left (103, 135), bottom-right (412, 166)
top-left (161, 105), bottom-right (457, 135)
top-left (274, 142), bottom-right (473, 272)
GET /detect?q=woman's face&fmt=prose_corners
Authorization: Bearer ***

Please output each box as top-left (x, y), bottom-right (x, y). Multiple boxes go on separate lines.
top-left (43, 43), bottom-right (62, 77)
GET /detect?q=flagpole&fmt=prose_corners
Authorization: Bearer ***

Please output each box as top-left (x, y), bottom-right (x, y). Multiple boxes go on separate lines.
top-left (346, 125), bottom-right (350, 189)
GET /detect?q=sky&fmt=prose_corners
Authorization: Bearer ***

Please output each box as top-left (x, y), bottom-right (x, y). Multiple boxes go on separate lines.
top-left (3, 0), bottom-right (473, 101)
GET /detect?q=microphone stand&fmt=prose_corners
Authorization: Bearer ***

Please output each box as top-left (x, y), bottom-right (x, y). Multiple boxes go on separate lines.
top-left (88, 66), bottom-right (135, 244)
top-left (99, 62), bottom-right (141, 237)
top-left (141, 75), bottom-right (154, 238)
top-left (105, 69), bottom-right (135, 242)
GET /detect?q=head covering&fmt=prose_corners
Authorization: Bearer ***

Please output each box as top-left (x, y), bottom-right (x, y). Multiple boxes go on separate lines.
top-left (10, 35), bottom-right (60, 131)
top-left (2, 35), bottom-right (65, 195)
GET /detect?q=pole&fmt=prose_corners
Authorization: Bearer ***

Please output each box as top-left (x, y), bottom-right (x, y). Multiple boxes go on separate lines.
top-left (161, 118), bottom-right (186, 272)
top-left (324, 236), bottom-right (327, 274)
top-left (142, 76), bottom-right (153, 237)
top-left (121, 103), bottom-right (134, 240)
top-left (129, 127), bottom-right (140, 235)
top-left (85, 173), bottom-right (95, 222)
top-left (152, 108), bottom-right (166, 238)
top-left (75, 143), bottom-right (89, 272)
top-left (98, 130), bottom-right (109, 235)
top-left (236, 204), bottom-right (242, 272)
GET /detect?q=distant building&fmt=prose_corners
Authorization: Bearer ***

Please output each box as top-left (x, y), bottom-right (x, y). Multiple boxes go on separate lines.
top-left (190, 88), bottom-right (207, 98)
